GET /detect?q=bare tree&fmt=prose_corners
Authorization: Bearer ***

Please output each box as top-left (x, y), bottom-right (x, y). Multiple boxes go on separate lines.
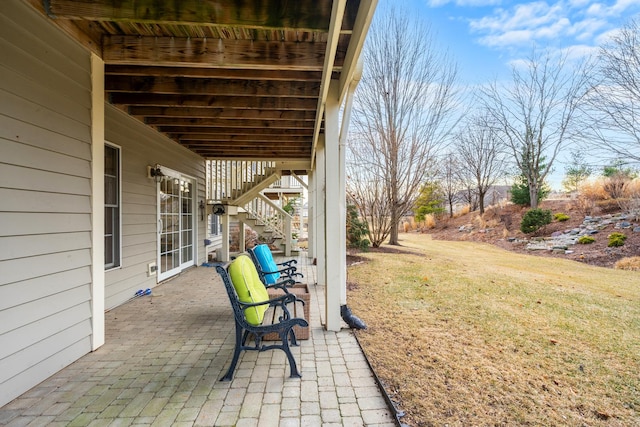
top-left (347, 135), bottom-right (391, 248)
top-left (348, 6), bottom-right (459, 246)
top-left (438, 152), bottom-right (464, 217)
top-left (455, 113), bottom-right (507, 214)
top-left (584, 18), bottom-right (640, 163)
top-left (481, 48), bottom-right (590, 209)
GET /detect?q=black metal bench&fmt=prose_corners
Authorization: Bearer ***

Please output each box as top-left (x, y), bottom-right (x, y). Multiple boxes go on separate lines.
top-left (215, 255), bottom-right (309, 381)
top-left (247, 243), bottom-right (304, 286)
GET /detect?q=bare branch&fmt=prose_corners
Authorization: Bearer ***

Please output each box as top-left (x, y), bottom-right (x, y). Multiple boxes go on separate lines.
top-left (347, 6), bottom-right (459, 244)
top-left (480, 48), bottom-right (590, 208)
top-left (582, 18), bottom-right (640, 164)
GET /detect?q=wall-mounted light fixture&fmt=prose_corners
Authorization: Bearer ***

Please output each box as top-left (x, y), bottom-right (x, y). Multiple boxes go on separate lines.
top-left (199, 200), bottom-right (205, 220)
top-left (147, 164), bottom-right (164, 183)
top-left (212, 203), bottom-right (226, 215)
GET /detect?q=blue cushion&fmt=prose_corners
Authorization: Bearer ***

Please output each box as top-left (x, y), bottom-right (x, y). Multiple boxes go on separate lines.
top-left (253, 244), bottom-right (280, 284)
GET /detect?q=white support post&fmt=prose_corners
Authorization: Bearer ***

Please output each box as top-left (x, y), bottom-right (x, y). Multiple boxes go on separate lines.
top-left (338, 125), bottom-right (348, 307)
top-left (315, 138), bottom-right (326, 293)
top-left (238, 222), bottom-right (246, 253)
top-left (220, 211), bottom-right (230, 262)
top-left (284, 215), bottom-right (292, 257)
top-left (307, 171), bottom-right (315, 260)
top-left (90, 53), bottom-right (105, 350)
top-left (338, 58), bottom-right (362, 305)
top-left (324, 82), bottom-right (344, 331)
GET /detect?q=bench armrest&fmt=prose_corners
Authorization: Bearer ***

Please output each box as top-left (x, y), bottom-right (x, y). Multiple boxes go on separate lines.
top-left (276, 259), bottom-right (297, 267)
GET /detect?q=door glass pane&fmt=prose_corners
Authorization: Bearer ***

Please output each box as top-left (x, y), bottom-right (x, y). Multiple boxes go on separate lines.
top-left (158, 174), bottom-right (195, 278)
top-left (159, 176), bottom-right (181, 276)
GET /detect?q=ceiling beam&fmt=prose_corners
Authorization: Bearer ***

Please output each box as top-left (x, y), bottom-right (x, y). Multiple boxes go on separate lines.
top-left (200, 153), bottom-right (310, 161)
top-left (184, 142), bottom-right (311, 149)
top-left (45, 0), bottom-right (362, 31)
top-left (105, 65), bottom-right (323, 81)
top-left (143, 117), bottom-right (315, 129)
top-left (110, 94), bottom-right (317, 110)
top-left (338, 0), bottom-right (377, 103)
top-left (174, 134), bottom-right (310, 142)
top-left (158, 127), bottom-right (313, 136)
top-left (128, 107), bottom-right (317, 120)
top-left (102, 35), bottom-right (342, 70)
top-left (105, 76), bottom-right (320, 97)
top-left (311, 0), bottom-right (347, 163)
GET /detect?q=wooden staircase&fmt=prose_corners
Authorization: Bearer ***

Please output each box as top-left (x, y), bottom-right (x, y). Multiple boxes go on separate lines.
top-left (207, 160), bottom-right (301, 254)
top-left (236, 210), bottom-right (284, 249)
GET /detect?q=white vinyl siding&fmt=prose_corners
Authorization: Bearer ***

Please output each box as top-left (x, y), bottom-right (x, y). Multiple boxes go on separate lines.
top-left (0, 0), bottom-right (93, 407)
top-left (104, 105), bottom-right (207, 309)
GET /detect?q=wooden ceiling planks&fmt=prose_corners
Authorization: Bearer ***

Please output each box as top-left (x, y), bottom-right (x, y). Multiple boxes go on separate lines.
top-left (33, 0), bottom-right (369, 162)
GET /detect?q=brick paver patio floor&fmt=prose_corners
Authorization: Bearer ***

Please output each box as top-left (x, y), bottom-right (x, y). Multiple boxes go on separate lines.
top-left (0, 252), bottom-right (397, 426)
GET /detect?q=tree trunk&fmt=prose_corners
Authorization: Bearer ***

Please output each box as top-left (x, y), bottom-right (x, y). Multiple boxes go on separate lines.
top-left (389, 207), bottom-right (399, 245)
top-left (529, 186), bottom-right (539, 209)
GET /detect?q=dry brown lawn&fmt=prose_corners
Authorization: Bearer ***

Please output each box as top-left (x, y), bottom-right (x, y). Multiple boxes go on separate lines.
top-left (348, 233), bottom-right (640, 427)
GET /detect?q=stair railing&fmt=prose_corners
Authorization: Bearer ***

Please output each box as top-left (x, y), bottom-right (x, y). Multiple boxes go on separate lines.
top-left (207, 160), bottom-right (276, 202)
top-left (243, 194), bottom-right (294, 255)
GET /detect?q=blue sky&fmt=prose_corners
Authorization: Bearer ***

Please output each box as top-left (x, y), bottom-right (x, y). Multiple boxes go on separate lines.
top-left (386, 0), bottom-right (640, 188)
top-left (402, 0), bottom-right (640, 84)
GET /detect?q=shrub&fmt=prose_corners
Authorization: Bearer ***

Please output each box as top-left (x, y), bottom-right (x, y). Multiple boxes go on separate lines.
top-left (607, 232), bottom-right (627, 247)
top-left (578, 179), bottom-right (609, 201)
top-left (424, 214), bottom-right (436, 229)
top-left (454, 204), bottom-right (471, 218)
top-left (577, 235), bottom-right (596, 244)
top-left (596, 199), bottom-right (622, 214)
top-left (520, 208), bottom-right (552, 233)
top-left (346, 204), bottom-right (370, 251)
top-left (615, 256), bottom-right (640, 271)
top-left (554, 213), bottom-right (570, 222)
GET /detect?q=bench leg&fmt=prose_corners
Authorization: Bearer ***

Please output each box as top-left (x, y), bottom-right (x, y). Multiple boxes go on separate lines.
top-left (221, 325), bottom-right (244, 381)
top-left (280, 330), bottom-right (302, 378)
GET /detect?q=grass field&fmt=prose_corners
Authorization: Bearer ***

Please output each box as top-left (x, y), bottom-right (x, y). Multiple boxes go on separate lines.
top-left (347, 233), bottom-right (640, 426)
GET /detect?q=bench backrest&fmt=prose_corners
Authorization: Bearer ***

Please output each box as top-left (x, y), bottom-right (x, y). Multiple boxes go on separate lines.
top-left (224, 254), bottom-right (270, 325)
top-left (251, 244), bottom-right (280, 284)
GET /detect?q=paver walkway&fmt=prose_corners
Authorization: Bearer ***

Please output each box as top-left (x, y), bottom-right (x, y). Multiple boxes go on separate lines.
top-left (0, 253), bottom-right (397, 426)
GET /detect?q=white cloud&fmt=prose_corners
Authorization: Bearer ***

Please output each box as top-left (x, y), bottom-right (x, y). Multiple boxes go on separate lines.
top-left (470, 2), bottom-right (569, 46)
top-left (610, 0), bottom-right (640, 15)
top-left (470, 2), bottom-right (563, 34)
top-left (468, 0), bottom-right (640, 51)
top-left (560, 44), bottom-right (599, 61)
top-left (585, 3), bottom-right (605, 16)
top-left (595, 27), bottom-right (621, 45)
top-left (567, 0), bottom-right (591, 6)
top-left (569, 17), bottom-right (608, 41)
top-left (426, 0), bottom-right (501, 6)
top-left (479, 29), bottom-right (534, 47)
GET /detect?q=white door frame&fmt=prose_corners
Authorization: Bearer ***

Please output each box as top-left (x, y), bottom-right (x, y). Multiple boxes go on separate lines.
top-left (157, 167), bottom-right (197, 281)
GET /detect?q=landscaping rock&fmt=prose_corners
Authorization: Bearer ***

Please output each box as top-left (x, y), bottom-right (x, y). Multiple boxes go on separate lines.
top-left (523, 211), bottom-right (638, 253)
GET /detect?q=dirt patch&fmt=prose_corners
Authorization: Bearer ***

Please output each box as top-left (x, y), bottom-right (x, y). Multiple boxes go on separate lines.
top-left (426, 199), bottom-right (640, 269)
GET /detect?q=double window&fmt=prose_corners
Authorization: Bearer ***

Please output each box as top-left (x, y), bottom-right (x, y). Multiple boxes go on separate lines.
top-left (105, 144), bottom-right (121, 269)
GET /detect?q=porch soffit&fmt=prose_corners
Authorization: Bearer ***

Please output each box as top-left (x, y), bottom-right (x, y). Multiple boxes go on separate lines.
top-left (27, 0), bottom-right (376, 170)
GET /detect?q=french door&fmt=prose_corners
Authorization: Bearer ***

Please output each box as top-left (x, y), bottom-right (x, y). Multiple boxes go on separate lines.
top-left (157, 170), bottom-right (195, 281)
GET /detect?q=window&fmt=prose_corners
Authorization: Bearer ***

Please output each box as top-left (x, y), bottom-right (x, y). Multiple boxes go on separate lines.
top-left (209, 213), bottom-right (221, 236)
top-left (105, 144), bottom-right (121, 269)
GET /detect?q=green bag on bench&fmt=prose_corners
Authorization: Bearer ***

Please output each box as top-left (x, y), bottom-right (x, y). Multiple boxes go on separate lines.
top-left (228, 254), bottom-right (270, 325)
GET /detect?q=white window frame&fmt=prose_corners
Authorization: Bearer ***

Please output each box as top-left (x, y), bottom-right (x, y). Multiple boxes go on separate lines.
top-left (104, 142), bottom-right (122, 270)
top-left (208, 213), bottom-right (222, 237)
